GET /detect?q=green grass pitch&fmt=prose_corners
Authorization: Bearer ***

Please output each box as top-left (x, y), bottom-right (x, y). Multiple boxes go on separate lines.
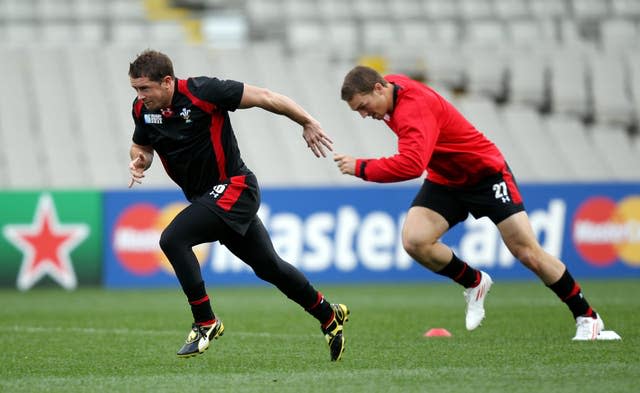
top-left (1, 279), bottom-right (638, 393)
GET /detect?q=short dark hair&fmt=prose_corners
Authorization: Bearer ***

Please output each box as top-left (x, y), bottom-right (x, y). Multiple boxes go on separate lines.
top-left (128, 49), bottom-right (175, 82)
top-left (341, 65), bottom-right (388, 101)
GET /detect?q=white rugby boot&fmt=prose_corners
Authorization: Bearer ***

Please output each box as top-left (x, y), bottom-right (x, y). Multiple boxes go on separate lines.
top-left (464, 271), bottom-right (493, 331)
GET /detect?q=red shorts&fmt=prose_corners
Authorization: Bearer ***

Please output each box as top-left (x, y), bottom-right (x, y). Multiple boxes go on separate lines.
top-left (411, 164), bottom-right (525, 228)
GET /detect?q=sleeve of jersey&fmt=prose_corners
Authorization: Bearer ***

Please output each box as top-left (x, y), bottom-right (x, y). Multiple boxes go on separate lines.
top-left (355, 104), bottom-right (439, 183)
top-left (198, 77), bottom-right (244, 111)
top-left (131, 99), bottom-right (151, 145)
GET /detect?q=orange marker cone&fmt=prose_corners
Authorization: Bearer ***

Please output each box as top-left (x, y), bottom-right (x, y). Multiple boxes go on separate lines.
top-left (424, 328), bottom-right (452, 337)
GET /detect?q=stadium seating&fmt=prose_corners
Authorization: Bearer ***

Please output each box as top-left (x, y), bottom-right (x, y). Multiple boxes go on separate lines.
top-left (0, 0), bottom-right (639, 188)
top-left (389, 0), bottom-right (425, 21)
top-left (529, 0), bottom-right (569, 19)
top-left (588, 51), bottom-right (635, 127)
top-left (463, 45), bottom-right (508, 100)
top-left (493, 0), bottom-right (530, 19)
top-left (456, 96), bottom-right (534, 179)
top-left (549, 48), bottom-right (591, 120)
top-left (600, 18), bottom-right (639, 51)
top-left (506, 48), bottom-right (548, 109)
top-left (0, 46), bottom-right (47, 189)
top-left (501, 105), bottom-right (574, 182)
top-left (545, 115), bottom-right (611, 181)
top-left (611, 0), bottom-right (640, 17)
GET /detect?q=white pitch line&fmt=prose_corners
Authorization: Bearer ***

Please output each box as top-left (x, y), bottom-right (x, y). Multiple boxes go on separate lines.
top-left (0, 325), bottom-right (315, 339)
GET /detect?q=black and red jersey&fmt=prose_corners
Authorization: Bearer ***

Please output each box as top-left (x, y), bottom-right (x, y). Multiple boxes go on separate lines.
top-left (354, 74), bottom-right (506, 187)
top-left (132, 77), bottom-right (252, 201)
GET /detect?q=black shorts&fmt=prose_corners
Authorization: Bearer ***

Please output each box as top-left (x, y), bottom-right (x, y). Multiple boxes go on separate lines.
top-left (411, 165), bottom-right (525, 228)
top-left (192, 173), bottom-right (260, 235)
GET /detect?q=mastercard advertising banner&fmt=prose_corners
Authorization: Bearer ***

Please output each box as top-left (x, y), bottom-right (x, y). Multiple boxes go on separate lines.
top-left (103, 184), bottom-right (640, 288)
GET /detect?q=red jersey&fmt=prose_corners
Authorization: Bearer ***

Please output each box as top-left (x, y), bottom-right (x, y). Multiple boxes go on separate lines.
top-left (354, 74), bottom-right (506, 187)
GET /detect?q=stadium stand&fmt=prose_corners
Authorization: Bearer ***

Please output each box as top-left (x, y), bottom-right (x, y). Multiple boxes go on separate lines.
top-left (545, 115), bottom-right (612, 181)
top-left (493, 0), bottom-right (530, 19)
top-left (0, 0), bottom-right (639, 189)
top-left (456, 96), bottom-right (534, 180)
top-left (507, 48), bottom-right (548, 110)
top-left (590, 123), bottom-right (640, 180)
top-left (549, 48), bottom-right (591, 120)
top-left (0, 46), bottom-right (47, 189)
top-left (501, 104), bottom-right (575, 181)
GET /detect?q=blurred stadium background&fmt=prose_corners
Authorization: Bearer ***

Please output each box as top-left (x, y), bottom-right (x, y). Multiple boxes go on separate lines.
top-left (0, 0), bottom-right (639, 190)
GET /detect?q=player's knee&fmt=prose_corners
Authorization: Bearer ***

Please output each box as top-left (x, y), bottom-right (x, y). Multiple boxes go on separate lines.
top-left (513, 246), bottom-right (543, 273)
top-left (402, 232), bottom-right (436, 260)
top-left (401, 234), bottom-right (419, 257)
top-left (251, 262), bottom-right (271, 280)
top-left (250, 257), bottom-right (282, 283)
top-left (159, 227), bottom-right (178, 253)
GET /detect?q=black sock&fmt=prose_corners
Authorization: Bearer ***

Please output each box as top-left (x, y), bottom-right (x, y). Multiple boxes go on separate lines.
top-left (547, 269), bottom-right (595, 319)
top-left (436, 253), bottom-right (481, 288)
top-left (304, 288), bottom-right (334, 327)
top-left (185, 281), bottom-right (215, 325)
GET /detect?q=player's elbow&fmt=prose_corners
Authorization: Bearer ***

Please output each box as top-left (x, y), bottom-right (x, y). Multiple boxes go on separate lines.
top-left (240, 85), bottom-right (279, 110)
top-left (400, 157), bottom-right (426, 179)
top-left (255, 88), bottom-right (280, 110)
top-left (405, 165), bottom-right (425, 178)
top-left (259, 87), bottom-right (277, 102)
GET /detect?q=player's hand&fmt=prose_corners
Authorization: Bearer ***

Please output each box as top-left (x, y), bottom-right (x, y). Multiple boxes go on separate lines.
top-left (333, 153), bottom-right (356, 176)
top-left (302, 121), bottom-right (333, 158)
top-left (128, 153), bottom-right (146, 188)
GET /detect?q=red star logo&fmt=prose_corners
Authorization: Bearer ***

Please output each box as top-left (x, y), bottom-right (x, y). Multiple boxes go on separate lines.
top-left (3, 194), bottom-right (89, 291)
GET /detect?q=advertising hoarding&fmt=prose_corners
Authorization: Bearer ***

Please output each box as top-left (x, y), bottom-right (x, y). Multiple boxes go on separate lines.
top-left (103, 184), bottom-right (640, 288)
top-left (0, 192), bottom-right (102, 290)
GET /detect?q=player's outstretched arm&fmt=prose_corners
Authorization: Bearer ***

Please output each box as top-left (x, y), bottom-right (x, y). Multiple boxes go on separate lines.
top-left (238, 83), bottom-right (333, 158)
top-left (128, 143), bottom-right (154, 188)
